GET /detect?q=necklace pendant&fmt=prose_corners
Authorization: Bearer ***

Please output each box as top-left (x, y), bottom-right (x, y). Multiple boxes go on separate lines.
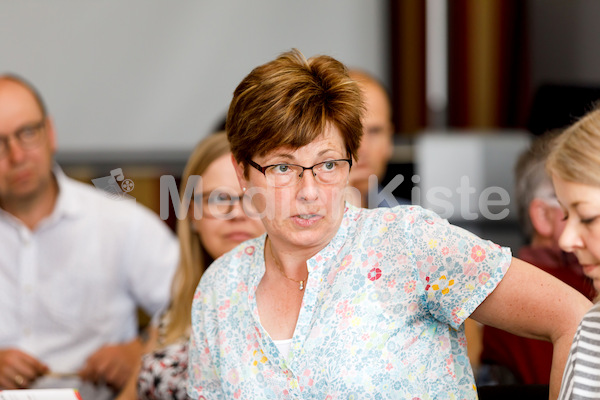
top-left (299, 280), bottom-right (304, 290)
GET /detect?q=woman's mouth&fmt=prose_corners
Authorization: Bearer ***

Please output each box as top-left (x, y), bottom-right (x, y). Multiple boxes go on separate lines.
top-left (582, 264), bottom-right (599, 276)
top-left (226, 231), bottom-right (253, 242)
top-left (291, 214), bottom-right (322, 227)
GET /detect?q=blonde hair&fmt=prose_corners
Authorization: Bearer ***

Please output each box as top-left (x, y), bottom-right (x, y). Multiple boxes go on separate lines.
top-left (546, 106), bottom-right (600, 187)
top-left (162, 132), bottom-right (230, 345)
top-left (227, 48), bottom-right (363, 176)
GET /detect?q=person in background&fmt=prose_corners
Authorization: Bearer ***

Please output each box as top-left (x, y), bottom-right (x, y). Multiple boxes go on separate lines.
top-left (187, 48), bottom-right (591, 399)
top-left (347, 69), bottom-right (408, 208)
top-left (478, 131), bottom-right (595, 386)
top-left (0, 74), bottom-right (178, 399)
top-left (116, 132), bottom-right (265, 400)
top-left (546, 108), bottom-right (600, 399)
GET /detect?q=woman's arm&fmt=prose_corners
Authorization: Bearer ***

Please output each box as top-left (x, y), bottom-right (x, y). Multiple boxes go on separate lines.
top-left (470, 257), bottom-right (592, 400)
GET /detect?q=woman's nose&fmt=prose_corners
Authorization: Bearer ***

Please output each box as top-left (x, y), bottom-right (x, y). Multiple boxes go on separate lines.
top-left (297, 170), bottom-right (319, 202)
top-left (558, 220), bottom-right (583, 253)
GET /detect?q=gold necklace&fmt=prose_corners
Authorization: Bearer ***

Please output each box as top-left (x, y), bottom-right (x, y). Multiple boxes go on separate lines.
top-left (267, 237), bottom-right (307, 290)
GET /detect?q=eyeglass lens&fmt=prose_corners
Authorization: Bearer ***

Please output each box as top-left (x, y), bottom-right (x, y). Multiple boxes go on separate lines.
top-left (265, 160), bottom-right (350, 187)
top-left (0, 120), bottom-right (45, 156)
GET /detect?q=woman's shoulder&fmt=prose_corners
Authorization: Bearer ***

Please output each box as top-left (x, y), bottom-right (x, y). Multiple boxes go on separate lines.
top-left (199, 235), bottom-right (265, 294)
top-left (351, 202), bottom-right (438, 217)
top-left (571, 302), bottom-right (600, 355)
top-left (348, 203), bottom-right (446, 230)
top-left (581, 301), bottom-right (600, 325)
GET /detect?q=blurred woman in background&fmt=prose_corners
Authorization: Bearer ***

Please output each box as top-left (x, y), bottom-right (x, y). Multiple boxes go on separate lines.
top-left (117, 132), bottom-right (264, 400)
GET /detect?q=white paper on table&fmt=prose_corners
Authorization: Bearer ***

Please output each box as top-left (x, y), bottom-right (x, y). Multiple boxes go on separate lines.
top-left (0, 389), bottom-right (81, 400)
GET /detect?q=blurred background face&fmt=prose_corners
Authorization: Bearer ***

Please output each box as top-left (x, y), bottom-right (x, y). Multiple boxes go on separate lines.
top-left (530, 195), bottom-right (568, 248)
top-left (192, 153), bottom-right (264, 260)
top-left (553, 175), bottom-right (600, 291)
top-left (0, 80), bottom-right (55, 204)
top-left (348, 79), bottom-right (393, 197)
top-left (547, 203), bottom-right (568, 246)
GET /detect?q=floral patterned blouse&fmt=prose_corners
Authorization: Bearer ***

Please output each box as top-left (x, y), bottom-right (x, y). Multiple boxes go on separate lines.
top-left (137, 312), bottom-right (189, 400)
top-left (137, 338), bottom-right (189, 400)
top-left (188, 204), bottom-right (512, 399)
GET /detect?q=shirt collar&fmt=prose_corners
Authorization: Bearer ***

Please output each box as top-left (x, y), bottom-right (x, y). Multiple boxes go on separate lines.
top-left (51, 165), bottom-right (84, 219)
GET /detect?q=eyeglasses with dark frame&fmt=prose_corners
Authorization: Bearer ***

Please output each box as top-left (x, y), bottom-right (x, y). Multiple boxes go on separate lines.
top-left (0, 119), bottom-right (46, 158)
top-left (199, 190), bottom-right (256, 218)
top-left (247, 158), bottom-right (352, 188)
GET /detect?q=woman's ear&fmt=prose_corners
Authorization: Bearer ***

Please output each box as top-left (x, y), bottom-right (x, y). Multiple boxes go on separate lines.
top-left (231, 154), bottom-right (247, 190)
top-left (529, 198), bottom-right (554, 238)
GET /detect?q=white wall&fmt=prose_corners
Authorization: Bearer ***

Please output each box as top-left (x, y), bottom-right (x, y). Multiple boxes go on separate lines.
top-left (0, 1), bottom-right (388, 155)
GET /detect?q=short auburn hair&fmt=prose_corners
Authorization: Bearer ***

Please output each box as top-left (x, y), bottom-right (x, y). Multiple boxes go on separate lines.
top-left (226, 49), bottom-right (363, 175)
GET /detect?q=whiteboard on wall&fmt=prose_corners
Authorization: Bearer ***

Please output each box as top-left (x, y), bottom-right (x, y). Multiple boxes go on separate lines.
top-left (0, 0), bottom-right (388, 156)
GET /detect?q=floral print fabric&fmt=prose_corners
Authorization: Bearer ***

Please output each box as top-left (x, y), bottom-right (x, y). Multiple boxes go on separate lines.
top-left (188, 204), bottom-right (512, 399)
top-left (137, 338), bottom-right (189, 400)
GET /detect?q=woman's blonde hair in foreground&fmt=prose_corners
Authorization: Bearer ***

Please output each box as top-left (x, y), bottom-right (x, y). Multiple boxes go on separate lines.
top-left (546, 106), bottom-right (600, 188)
top-left (162, 132), bottom-right (230, 345)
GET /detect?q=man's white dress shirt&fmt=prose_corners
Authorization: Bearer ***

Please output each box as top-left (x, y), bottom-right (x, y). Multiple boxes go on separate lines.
top-left (0, 168), bottom-right (178, 377)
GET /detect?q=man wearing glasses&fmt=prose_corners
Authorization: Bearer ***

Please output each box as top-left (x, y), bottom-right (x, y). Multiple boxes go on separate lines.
top-left (0, 75), bottom-right (178, 399)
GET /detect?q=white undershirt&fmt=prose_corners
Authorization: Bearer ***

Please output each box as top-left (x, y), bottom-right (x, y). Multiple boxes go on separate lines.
top-left (273, 338), bottom-right (293, 356)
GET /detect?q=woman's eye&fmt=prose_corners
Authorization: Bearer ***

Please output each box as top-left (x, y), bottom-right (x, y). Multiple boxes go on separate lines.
top-left (581, 216), bottom-right (598, 225)
top-left (275, 165), bottom-right (290, 173)
top-left (209, 193), bottom-right (232, 204)
top-left (323, 161), bottom-right (336, 170)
